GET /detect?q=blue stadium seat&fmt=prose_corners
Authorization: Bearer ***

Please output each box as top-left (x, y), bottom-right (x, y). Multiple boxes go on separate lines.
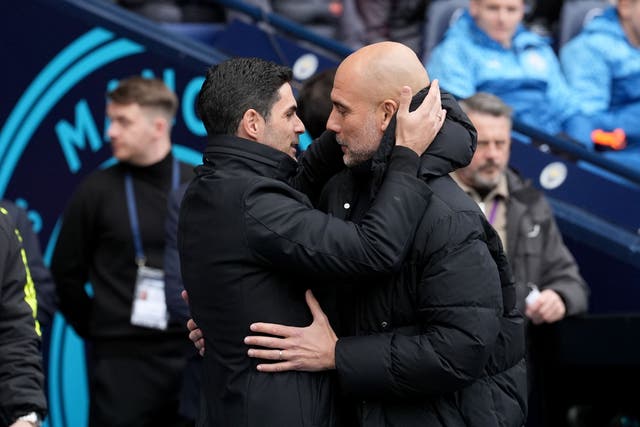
top-left (558, 0), bottom-right (608, 48)
top-left (422, 0), bottom-right (468, 62)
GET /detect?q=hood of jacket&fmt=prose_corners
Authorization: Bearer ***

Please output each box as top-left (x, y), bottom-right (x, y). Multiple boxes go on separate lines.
top-left (581, 6), bottom-right (626, 40)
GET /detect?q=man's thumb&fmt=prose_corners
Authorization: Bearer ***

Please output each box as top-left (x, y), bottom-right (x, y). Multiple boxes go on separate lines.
top-left (305, 289), bottom-right (324, 320)
top-left (398, 86), bottom-right (412, 114)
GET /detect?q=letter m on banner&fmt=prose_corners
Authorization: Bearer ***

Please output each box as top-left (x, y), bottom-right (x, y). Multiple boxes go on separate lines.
top-left (56, 99), bottom-right (102, 173)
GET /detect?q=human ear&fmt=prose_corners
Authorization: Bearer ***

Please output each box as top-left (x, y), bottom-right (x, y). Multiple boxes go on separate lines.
top-left (239, 109), bottom-right (264, 140)
top-left (154, 116), bottom-right (168, 136)
top-left (380, 99), bottom-right (398, 132)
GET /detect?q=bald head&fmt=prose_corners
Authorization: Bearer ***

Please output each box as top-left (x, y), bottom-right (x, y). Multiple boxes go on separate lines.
top-left (337, 41), bottom-right (430, 104)
top-left (327, 42), bottom-right (432, 167)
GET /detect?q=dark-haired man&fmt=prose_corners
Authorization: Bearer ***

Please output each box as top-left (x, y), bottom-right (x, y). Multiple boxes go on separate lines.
top-left (178, 55), bottom-right (448, 426)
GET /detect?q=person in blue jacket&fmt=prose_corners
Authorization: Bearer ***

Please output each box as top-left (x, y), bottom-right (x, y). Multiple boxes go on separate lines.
top-left (560, 0), bottom-right (640, 169)
top-left (427, 0), bottom-right (577, 137)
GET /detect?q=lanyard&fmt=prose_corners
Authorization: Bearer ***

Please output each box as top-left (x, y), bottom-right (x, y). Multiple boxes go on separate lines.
top-left (487, 198), bottom-right (499, 225)
top-left (125, 157), bottom-right (179, 266)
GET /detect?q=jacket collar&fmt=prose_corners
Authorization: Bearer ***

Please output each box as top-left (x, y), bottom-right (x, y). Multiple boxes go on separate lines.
top-left (202, 134), bottom-right (298, 181)
top-left (451, 171), bottom-right (509, 204)
top-left (583, 7), bottom-right (624, 39)
top-left (366, 86), bottom-right (476, 192)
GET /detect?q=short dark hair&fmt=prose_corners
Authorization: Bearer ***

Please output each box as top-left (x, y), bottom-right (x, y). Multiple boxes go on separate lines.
top-left (297, 68), bottom-right (336, 139)
top-left (197, 57), bottom-right (293, 136)
top-left (108, 76), bottom-right (178, 119)
top-left (459, 92), bottom-right (513, 119)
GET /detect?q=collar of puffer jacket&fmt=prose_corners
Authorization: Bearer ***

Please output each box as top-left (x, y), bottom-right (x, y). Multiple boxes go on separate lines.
top-left (202, 134), bottom-right (298, 182)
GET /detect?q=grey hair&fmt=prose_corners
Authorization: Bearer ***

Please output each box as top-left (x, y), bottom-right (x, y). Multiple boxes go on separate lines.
top-left (459, 92), bottom-right (513, 119)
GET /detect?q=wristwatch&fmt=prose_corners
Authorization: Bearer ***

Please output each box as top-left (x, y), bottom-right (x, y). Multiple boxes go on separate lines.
top-left (16, 412), bottom-right (42, 427)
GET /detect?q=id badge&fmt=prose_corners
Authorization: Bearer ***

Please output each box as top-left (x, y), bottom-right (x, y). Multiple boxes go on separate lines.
top-left (130, 265), bottom-right (169, 330)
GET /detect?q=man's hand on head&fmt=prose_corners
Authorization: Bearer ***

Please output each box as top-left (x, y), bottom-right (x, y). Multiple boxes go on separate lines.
top-left (395, 79), bottom-right (446, 157)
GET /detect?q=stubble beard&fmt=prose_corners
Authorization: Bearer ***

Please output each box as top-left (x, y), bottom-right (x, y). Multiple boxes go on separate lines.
top-left (338, 120), bottom-right (380, 168)
top-left (471, 161), bottom-right (505, 192)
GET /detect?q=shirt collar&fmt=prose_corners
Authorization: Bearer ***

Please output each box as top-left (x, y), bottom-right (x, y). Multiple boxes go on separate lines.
top-left (451, 171), bottom-right (509, 203)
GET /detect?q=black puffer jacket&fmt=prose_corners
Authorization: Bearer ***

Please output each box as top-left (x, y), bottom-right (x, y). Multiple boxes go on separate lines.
top-left (179, 134), bottom-right (433, 427)
top-left (321, 89), bottom-right (528, 426)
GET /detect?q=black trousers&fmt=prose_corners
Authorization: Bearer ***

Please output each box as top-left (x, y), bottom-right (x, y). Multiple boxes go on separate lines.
top-left (88, 351), bottom-right (191, 427)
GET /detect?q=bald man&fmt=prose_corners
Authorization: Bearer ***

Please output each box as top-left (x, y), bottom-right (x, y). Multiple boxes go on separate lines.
top-left (246, 42), bottom-right (528, 426)
top-left (180, 55), bottom-right (468, 427)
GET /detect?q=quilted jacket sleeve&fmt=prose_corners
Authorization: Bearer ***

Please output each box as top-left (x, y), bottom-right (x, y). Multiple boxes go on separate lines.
top-left (245, 147), bottom-right (431, 278)
top-left (335, 210), bottom-right (505, 399)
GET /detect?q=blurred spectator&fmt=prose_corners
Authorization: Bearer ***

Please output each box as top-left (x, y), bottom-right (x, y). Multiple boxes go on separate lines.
top-left (561, 0), bottom-right (640, 169)
top-left (296, 67), bottom-right (336, 150)
top-left (238, 0), bottom-right (346, 40)
top-left (51, 76), bottom-right (194, 427)
top-left (427, 0), bottom-right (578, 138)
top-left (453, 92), bottom-right (588, 326)
top-left (344, 0), bottom-right (430, 54)
top-left (0, 200), bottom-right (56, 329)
top-left (0, 207), bottom-right (47, 427)
top-left (117, 0), bottom-right (225, 23)
top-left (451, 92), bottom-right (589, 426)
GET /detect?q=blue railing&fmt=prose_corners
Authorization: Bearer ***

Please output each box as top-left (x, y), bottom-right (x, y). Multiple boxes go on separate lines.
top-left (63, 0), bottom-right (228, 65)
top-left (210, 0), bottom-right (354, 57)
top-left (514, 120), bottom-right (640, 186)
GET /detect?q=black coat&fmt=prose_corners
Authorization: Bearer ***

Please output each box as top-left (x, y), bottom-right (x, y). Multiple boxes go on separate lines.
top-left (0, 208), bottom-right (47, 426)
top-left (178, 134), bottom-right (432, 427)
top-left (322, 90), bottom-right (528, 426)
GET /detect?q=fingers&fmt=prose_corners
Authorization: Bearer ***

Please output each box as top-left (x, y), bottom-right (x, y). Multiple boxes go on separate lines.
top-left (188, 327), bottom-right (203, 342)
top-left (437, 109), bottom-right (447, 128)
top-left (425, 80), bottom-right (445, 132)
top-left (181, 289), bottom-right (189, 305)
top-left (537, 296), bottom-right (565, 323)
top-left (256, 361), bottom-right (296, 373)
top-left (526, 290), bottom-right (565, 324)
top-left (249, 322), bottom-right (298, 338)
top-left (247, 348), bottom-right (286, 360)
top-left (430, 79), bottom-right (441, 106)
top-left (244, 334), bottom-right (287, 350)
top-left (186, 317), bottom-right (199, 332)
top-left (421, 79), bottom-right (441, 117)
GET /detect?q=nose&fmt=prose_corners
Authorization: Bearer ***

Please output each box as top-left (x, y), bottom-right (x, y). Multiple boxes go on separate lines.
top-left (107, 121), bottom-right (117, 140)
top-left (497, 7), bottom-right (508, 23)
top-left (294, 114), bottom-right (305, 135)
top-left (326, 109), bottom-right (340, 133)
top-left (485, 141), bottom-right (501, 159)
